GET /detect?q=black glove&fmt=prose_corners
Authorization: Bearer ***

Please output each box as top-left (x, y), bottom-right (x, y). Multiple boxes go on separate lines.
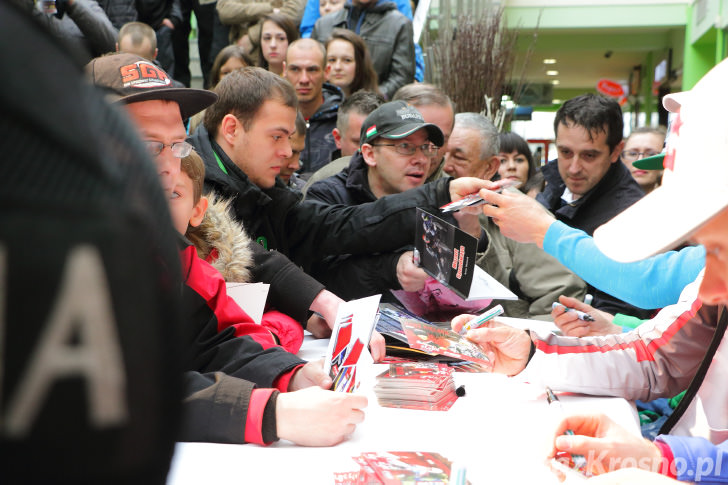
top-left (54, 0), bottom-right (69, 19)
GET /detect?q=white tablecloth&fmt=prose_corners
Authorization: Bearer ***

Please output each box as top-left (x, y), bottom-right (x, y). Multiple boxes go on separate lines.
top-left (167, 334), bottom-right (639, 484)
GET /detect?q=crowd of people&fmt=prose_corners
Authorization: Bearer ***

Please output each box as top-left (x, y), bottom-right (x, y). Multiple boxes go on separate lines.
top-left (4, 0), bottom-right (727, 483)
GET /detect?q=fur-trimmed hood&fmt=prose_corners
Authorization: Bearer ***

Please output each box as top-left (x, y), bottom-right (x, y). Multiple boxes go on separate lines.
top-left (187, 193), bottom-right (254, 283)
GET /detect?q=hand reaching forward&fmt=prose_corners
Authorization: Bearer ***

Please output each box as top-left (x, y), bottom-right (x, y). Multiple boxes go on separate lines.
top-left (451, 314), bottom-right (532, 376)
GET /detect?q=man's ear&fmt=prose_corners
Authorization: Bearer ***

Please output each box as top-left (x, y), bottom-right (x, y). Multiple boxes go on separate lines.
top-left (282, 60), bottom-right (288, 77)
top-left (153, 47), bottom-right (158, 60)
top-left (332, 128), bottom-right (342, 149)
top-left (481, 155), bottom-right (500, 180)
top-left (115, 42), bottom-right (120, 52)
top-left (610, 140), bottom-right (625, 163)
top-left (324, 63), bottom-right (332, 78)
top-left (219, 114), bottom-right (240, 146)
top-left (189, 196), bottom-right (208, 228)
top-left (361, 144), bottom-right (376, 168)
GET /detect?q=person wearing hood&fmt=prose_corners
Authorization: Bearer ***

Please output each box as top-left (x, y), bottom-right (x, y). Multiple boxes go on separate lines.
top-left (311, 0), bottom-right (414, 100)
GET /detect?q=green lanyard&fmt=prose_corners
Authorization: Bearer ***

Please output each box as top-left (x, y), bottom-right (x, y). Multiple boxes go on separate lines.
top-left (213, 150), bottom-right (228, 175)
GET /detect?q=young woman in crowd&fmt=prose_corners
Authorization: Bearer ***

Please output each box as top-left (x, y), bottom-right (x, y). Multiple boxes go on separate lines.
top-left (209, 45), bottom-right (254, 89)
top-left (497, 132), bottom-right (543, 197)
top-left (325, 28), bottom-right (381, 97)
top-left (258, 14), bottom-right (299, 76)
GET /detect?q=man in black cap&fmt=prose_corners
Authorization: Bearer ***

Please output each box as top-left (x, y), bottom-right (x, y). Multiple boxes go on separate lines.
top-left (87, 52), bottom-right (369, 447)
top-left (306, 100), bottom-right (443, 205)
top-left (304, 101), bottom-right (444, 299)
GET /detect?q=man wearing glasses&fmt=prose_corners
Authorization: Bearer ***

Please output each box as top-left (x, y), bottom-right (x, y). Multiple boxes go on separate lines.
top-left (306, 100), bottom-right (443, 204)
top-left (304, 101), bottom-right (446, 300)
top-left (535, 93), bottom-right (648, 317)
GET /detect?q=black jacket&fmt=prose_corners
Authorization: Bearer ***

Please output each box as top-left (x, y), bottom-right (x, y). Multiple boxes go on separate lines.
top-left (189, 125), bottom-right (454, 274)
top-left (136, 0), bottom-right (182, 29)
top-left (188, 125), bottom-right (325, 322)
top-left (537, 159), bottom-right (644, 236)
top-left (304, 154), bottom-right (404, 299)
top-left (305, 151), bottom-right (375, 205)
top-left (536, 159), bottom-right (650, 317)
top-left (300, 83), bottom-right (343, 175)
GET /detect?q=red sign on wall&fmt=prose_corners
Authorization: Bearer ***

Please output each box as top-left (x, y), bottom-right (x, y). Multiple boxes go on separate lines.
top-left (596, 79), bottom-right (625, 98)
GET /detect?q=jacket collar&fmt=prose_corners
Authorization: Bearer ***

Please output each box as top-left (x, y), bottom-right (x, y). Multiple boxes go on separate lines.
top-left (344, 152), bottom-right (376, 200)
top-left (540, 158), bottom-right (630, 218)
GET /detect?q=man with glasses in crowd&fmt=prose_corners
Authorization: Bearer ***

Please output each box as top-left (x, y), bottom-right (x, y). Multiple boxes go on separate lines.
top-left (535, 93), bottom-right (647, 318)
top-left (306, 100), bottom-right (443, 204)
top-left (621, 126), bottom-right (666, 194)
top-left (305, 100), bottom-right (443, 299)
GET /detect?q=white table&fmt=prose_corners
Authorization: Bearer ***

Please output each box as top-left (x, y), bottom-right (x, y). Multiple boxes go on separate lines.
top-left (167, 335), bottom-right (640, 484)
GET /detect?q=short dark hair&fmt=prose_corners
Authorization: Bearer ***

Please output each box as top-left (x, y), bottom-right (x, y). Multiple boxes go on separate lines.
top-left (336, 90), bottom-right (385, 133)
top-left (258, 14), bottom-right (300, 70)
top-left (294, 110), bottom-right (307, 136)
top-left (498, 131), bottom-right (538, 184)
top-left (118, 21), bottom-right (157, 60)
top-left (203, 67), bottom-right (298, 137)
top-left (554, 94), bottom-right (624, 152)
top-left (210, 45), bottom-right (254, 88)
top-left (286, 38), bottom-right (326, 68)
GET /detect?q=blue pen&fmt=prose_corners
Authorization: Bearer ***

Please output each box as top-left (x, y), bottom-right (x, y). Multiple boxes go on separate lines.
top-left (459, 304), bottom-right (504, 335)
top-left (551, 302), bottom-right (595, 322)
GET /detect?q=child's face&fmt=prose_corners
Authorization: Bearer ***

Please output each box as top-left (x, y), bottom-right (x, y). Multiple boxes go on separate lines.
top-left (168, 171), bottom-right (207, 235)
top-left (320, 0), bottom-right (344, 17)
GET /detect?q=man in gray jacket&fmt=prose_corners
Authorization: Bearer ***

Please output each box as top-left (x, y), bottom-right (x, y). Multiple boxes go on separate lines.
top-left (311, 0), bottom-right (414, 99)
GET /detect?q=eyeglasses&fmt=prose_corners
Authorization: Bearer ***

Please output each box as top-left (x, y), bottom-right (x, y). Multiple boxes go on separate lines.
top-left (370, 142), bottom-right (440, 157)
top-left (144, 140), bottom-right (194, 158)
top-left (621, 149), bottom-right (659, 161)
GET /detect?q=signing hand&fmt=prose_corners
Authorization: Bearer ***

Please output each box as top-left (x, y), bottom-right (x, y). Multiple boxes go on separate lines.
top-left (548, 413), bottom-right (662, 477)
top-left (552, 295), bottom-right (619, 337)
top-left (451, 314), bottom-right (532, 376)
top-left (276, 387), bottom-right (368, 446)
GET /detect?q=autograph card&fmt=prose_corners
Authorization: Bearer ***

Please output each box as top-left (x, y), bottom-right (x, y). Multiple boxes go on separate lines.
top-left (324, 294), bottom-right (382, 393)
top-left (401, 319), bottom-right (491, 367)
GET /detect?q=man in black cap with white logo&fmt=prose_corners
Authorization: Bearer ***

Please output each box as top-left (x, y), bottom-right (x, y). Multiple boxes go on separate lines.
top-left (304, 100), bottom-right (444, 299)
top-left (307, 100), bottom-right (444, 204)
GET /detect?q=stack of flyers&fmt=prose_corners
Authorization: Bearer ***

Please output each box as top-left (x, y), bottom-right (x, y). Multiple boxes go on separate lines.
top-left (401, 319), bottom-right (491, 368)
top-left (374, 362), bottom-right (458, 411)
top-left (334, 451), bottom-right (469, 485)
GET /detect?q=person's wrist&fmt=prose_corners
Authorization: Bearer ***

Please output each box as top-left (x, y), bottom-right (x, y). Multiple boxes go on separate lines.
top-left (309, 289), bottom-right (339, 327)
top-left (534, 217), bottom-right (555, 249)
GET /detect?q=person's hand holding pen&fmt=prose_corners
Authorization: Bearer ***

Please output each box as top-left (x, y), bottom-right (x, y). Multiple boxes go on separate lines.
top-left (451, 313), bottom-right (531, 376)
top-left (552, 295), bottom-right (620, 337)
top-left (547, 412), bottom-right (663, 478)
